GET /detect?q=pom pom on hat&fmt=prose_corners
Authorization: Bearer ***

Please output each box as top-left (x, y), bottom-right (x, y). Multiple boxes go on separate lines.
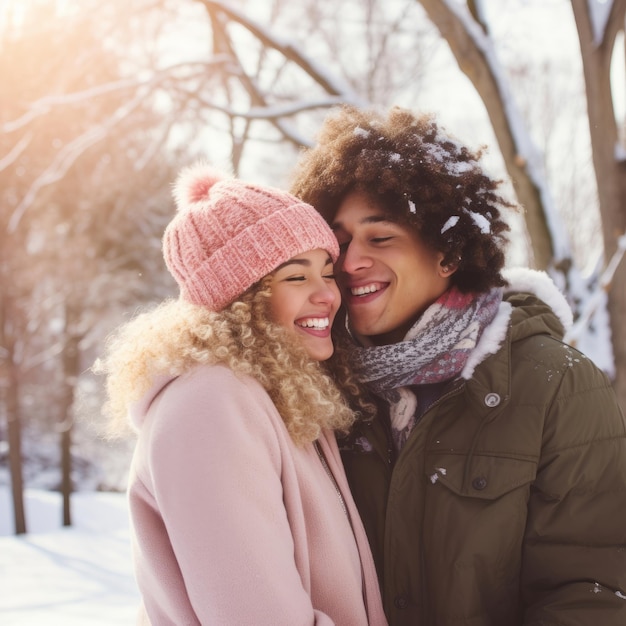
top-left (163, 163), bottom-right (339, 311)
top-left (172, 162), bottom-right (224, 207)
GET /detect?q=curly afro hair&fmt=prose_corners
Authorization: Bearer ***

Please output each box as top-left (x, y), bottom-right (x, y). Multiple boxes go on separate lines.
top-left (290, 105), bottom-right (519, 293)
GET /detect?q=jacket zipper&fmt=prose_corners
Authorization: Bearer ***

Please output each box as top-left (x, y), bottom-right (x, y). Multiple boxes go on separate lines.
top-left (381, 380), bottom-right (467, 618)
top-left (415, 379), bottom-right (466, 620)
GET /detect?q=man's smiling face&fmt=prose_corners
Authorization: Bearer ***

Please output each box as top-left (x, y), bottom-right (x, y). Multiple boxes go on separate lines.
top-left (332, 191), bottom-right (452, 346)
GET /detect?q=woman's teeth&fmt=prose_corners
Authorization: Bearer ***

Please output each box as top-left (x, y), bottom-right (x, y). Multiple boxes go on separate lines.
top-left (296, 317), bottom-right (329, 329)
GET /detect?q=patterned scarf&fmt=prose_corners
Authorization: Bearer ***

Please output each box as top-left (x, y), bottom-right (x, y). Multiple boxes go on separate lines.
top-left (347, 286), bottom-right (503, 449)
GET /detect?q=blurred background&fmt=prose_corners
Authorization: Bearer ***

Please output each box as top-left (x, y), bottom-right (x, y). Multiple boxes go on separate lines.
top-left (1, 0), bottom-right (625, 535)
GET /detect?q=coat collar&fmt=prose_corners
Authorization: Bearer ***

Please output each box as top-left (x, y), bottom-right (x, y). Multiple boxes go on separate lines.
top-left (461, 267), bottom-right (573, 381)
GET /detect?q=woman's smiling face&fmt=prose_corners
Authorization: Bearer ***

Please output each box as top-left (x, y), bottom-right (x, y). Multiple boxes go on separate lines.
top-left (268, 248), bottom-right (340, 361)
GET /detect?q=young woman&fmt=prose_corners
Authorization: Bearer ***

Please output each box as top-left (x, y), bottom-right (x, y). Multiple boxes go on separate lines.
top-left (96, 164), bottom-right (387, 626)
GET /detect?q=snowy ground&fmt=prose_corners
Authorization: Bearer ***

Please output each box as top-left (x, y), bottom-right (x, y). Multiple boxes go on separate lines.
top-left (0, 487), bottom-right (140, 625)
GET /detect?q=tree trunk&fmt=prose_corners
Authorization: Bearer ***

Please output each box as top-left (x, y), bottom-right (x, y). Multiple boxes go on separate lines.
top-left (572, 0), bottom-right (626, 409)
top-left (6, 375), bottom-right (26, 535)
top-left (417, 0), bottom-right (557, 269)
top-left (59, 305), bottom-right (81, 527)
top-left (1, 294), bottom-right (26, 535)
top-left (60, 420), bottom-right (72, 527)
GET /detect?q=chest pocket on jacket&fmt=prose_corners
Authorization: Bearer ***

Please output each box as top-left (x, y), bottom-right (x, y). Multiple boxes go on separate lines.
top-left (425, 452), bottom-right (537, 500)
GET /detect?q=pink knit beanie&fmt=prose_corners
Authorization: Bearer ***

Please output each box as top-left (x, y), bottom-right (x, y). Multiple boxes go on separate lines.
top-left (163, 163), bottom-right (339, 311)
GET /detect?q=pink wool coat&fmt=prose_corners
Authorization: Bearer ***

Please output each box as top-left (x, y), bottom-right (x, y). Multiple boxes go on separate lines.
top-left (127, 364), bottom-right (387, 625)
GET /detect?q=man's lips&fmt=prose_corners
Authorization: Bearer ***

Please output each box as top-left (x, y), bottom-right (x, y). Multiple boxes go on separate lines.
top-left (344, 281), bottom-right (388, 303)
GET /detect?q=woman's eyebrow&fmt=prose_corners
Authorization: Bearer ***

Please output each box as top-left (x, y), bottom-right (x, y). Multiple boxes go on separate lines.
top-left (274, 255), bottom-right (333, 271)
top-left (274, 258), bottom-right (311, 271)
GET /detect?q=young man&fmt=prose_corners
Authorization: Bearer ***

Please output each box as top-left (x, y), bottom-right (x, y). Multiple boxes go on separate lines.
top-left (291, 105), bottom-right (626, 625)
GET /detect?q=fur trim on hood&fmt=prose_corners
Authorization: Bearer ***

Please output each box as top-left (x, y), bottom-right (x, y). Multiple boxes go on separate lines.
top-left (503, 267), bottom-right (573, 330)
top-left (460, 267), bottom-right (573, 379)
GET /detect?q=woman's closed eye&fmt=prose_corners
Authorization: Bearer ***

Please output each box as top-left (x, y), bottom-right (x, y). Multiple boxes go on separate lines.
top-left (285, 272), bottom-right (335, 282)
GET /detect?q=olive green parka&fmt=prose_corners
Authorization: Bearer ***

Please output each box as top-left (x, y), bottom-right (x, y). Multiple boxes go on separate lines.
top-left (340, 268), bottom-right (626, 625)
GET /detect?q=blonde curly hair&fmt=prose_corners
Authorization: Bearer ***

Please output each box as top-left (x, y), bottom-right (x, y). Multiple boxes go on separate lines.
top-left (95, 279), bottom-right (357, 446)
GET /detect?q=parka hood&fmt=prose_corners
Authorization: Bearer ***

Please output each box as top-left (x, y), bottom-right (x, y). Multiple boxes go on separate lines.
top-left (461, 267), bottom-right (573, 379)
top-left (503, 267), bottom-right (573, 334)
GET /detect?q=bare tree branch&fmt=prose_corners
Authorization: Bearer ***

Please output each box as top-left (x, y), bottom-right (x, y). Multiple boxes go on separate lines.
top-left (198, 0), bottom-right (366, 103)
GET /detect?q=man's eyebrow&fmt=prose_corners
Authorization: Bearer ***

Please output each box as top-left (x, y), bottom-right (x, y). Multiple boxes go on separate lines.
top-left (331, 215), bottom-right (396, 230)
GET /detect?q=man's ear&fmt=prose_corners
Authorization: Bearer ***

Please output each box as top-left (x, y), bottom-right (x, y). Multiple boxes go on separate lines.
top-left (438, 256), bottom-right (458, 277)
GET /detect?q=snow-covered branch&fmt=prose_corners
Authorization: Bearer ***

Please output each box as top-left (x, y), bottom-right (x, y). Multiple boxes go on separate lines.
top-left (440, 0), bottom-right (572, 262)
top-left (232, 96), bottom-right (355, 120)
top-left (1, 59), bottom-right (231, 134)
top-left (565, 233), bottom-right (626, 346)
top-left (0, 132), bottom-right (32, 172)
top-left (8, 89), bottom-right (148, 232)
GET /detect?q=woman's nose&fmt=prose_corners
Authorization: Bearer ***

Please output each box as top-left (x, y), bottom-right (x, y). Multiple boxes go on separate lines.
top-left (311, 280), bottom-right (339, 304)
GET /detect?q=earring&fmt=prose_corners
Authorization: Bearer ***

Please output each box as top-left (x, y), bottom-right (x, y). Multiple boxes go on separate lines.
top-left (441, 258), bottom-right (461, 275)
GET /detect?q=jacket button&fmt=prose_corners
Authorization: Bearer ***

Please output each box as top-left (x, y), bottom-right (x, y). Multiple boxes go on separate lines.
top-left (394, 594), bottom-right (410, 609)
top-left (472, 476), bottom-right (488, 490)
top-left (484, 392), bottom-right (500, 407)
